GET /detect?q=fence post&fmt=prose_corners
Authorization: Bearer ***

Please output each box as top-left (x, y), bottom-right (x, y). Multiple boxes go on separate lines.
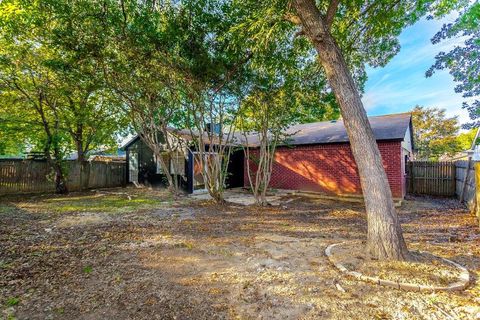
top-left (474, 161), bottom-right (480, 228)
top-left (452, 162), bottom-right (457, 196)
top-left (410, 161), bottom-right (415, 194)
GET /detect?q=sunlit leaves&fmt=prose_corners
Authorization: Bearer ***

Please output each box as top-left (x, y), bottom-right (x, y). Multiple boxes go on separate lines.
top-left (412, 106), bottom-right (463, 160)
top-left (428, 1), bottom-right (480, 129)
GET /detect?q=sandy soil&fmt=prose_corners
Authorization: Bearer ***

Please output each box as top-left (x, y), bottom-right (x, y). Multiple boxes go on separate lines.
top-left (1, 189), bottom-right (479, 319)
top-left (329, 242), bottom-right (463, 287)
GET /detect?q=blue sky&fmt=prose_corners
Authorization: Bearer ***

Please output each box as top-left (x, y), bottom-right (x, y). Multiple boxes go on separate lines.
top-left (362, 14), bottom-right (471, 126)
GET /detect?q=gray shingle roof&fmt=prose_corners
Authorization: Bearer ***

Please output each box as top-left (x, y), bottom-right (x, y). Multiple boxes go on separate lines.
top-left (122, 113), bottom-right (413, 149)
top-left (241, 113), bottom-right (412, 147)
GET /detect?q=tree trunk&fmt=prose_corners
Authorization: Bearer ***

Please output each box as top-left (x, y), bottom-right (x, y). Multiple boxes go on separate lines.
top-left (293, 0), bottom-right (409, 260)
top-left (52, 161), bottom-right (68, 194)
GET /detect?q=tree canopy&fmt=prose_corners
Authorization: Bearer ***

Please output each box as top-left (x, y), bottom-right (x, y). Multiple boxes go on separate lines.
top-left (0, 0), bottom-right (127, 160)
top-left (428, 1), bottom-right (480, 129)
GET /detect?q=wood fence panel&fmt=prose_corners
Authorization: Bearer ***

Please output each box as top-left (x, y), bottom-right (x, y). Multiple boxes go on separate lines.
top-left (406, 161), bottom-right (456, 196)
top-left (455, 160), bottom-right (476, 210)
top-left (0, 160), bottom-right (126, 195)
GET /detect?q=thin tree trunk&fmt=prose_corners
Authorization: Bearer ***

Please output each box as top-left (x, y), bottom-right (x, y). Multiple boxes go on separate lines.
top-left (293, 0), bottom-right (409, 260)
top-left (37, 101), bottom-right (68, 194)
top-left (52, 161), bottom-right (68, 194)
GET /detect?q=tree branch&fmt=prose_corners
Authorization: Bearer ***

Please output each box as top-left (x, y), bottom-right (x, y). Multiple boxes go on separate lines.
top-left (325, 0), bottom-right (340, 30)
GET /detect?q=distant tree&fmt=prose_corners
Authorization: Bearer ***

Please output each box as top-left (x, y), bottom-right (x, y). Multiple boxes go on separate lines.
top-left (0, 0), bottom-right (127, 192)
top-left (456, 128), bottom-right (479, 151)
top-left (0, 26), bottom-right (71, 193)
top-left (239, 88), bottom-right (291, 206)
top-left (427, 2), bottom-right (480, 129)
top-left (412, 106), bottom-right (462, 160)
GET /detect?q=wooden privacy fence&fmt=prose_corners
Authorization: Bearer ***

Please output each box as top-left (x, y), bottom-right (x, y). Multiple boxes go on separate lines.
top-left (406, 161), bottom-right (456, 196)
top-left (455, 160), bottom-right (476, 209)
top-left (0, 160), bottom-right (126, 195)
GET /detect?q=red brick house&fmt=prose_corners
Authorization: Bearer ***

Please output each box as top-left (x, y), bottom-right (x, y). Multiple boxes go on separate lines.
top-left (244, 113), bottom-right (414, 199)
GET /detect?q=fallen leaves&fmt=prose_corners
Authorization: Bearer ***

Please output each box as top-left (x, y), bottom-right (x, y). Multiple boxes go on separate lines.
top-left (0, 190), bottom-right (479, 319)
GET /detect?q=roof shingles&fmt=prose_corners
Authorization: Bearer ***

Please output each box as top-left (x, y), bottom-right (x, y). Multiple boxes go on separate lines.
top-left (240, 113), bottom-right (412, 147)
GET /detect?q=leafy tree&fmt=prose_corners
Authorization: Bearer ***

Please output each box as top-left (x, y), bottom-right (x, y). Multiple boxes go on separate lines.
top-left (427, 2), bottom-right (480, 129)
top-left (0, 0), bottom-right (127, 192)
top-left (237, 40), bottom-right (338, 205)
top-left (239, 88), bottom-right (294, 206)
top-left (103, 1), bottom-right (193, 193)
top-left (230, 0), bottom-right (466, 260)
top-left (0, 7), bottom-right (71, 192)
top-left (412, 106), bottom-right (462, 160)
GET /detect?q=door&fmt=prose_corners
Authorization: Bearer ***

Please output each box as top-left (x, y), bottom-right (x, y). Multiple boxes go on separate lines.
top-left (129, 151), bottom-right (139, 183)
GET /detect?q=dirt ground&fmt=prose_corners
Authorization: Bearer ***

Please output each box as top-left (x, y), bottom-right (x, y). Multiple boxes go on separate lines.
top-left (1, 188), bottom-right (479, 320)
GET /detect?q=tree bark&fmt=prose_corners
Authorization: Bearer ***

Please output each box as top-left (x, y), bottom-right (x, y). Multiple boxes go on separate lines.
top-left (293, 0), bottom-right (409, 260)
top-left (37, 100), bottom-right (69, 194)
top-left (52, 160), bottom-right (68, 194)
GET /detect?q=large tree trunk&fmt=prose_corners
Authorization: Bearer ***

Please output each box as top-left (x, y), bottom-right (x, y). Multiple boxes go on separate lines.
top-left (293, 0), bottom-right (409, 260)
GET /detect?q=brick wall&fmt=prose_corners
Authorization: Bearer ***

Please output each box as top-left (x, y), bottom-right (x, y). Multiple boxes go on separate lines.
top-left (244, 141), bottom-right (405, 199)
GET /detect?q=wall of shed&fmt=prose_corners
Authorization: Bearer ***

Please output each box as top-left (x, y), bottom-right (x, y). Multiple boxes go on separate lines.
top-left (244, 141), bottom-right (404, 199)
top-left (126, 138), bottom-right (166, 186)
top-left (400, 125), bottom-right (414, 197)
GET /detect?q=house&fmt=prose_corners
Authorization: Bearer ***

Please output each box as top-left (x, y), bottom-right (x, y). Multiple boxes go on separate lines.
top-left (121, 132), bottom-right (244, 193)
top-left (122, 112), bottom-right (414, 199)
top-left (243, 113), bottom-right (414, 199)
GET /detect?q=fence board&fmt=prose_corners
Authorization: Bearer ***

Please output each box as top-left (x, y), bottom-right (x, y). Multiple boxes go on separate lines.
top-left (0, 160), bottom-right (126, 195)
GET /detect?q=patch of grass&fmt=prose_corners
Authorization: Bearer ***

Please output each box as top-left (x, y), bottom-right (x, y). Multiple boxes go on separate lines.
top-left (83, 265), bottom-right (93, 274)
top-left (6, 297), bottom-right (20, 306)
top-left (53, 307), bottom-right (65, 314)
top-left (217, 248), bottom-right (234, 257)
top-left (48, 196), bottom-right (160, 213)
top-left (22, 194), bottom-right (165, 214)
top-left (0, 260), bottom-right (13, 270)
top-left (0, 203), bottom-right (17, 215)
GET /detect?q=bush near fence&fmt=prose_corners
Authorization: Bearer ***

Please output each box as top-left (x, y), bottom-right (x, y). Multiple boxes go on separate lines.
top-left (0, 159), bottom-right (126, 195)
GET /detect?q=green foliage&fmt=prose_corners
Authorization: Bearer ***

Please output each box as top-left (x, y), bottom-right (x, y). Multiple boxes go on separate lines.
top-left (228, 0), bottom-right (465, 94)
top-left (0, 0), bottom-right (128, 159)
top-left (428, 1), bottom-right (480, 129)
top-left (455, 128), bottom-right (479, 150)
top-left (412, 105), bottom-right (463, 160)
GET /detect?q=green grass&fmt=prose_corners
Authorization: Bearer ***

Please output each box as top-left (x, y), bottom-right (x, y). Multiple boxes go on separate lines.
top-left (83, 265), bottom-right (93, 274)
top-left (39, 194), bottom-right (163, 214)
top-left (0, 203), bottom-right (17, 215)
top-left (6, 297), bottom-right (19, 307)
